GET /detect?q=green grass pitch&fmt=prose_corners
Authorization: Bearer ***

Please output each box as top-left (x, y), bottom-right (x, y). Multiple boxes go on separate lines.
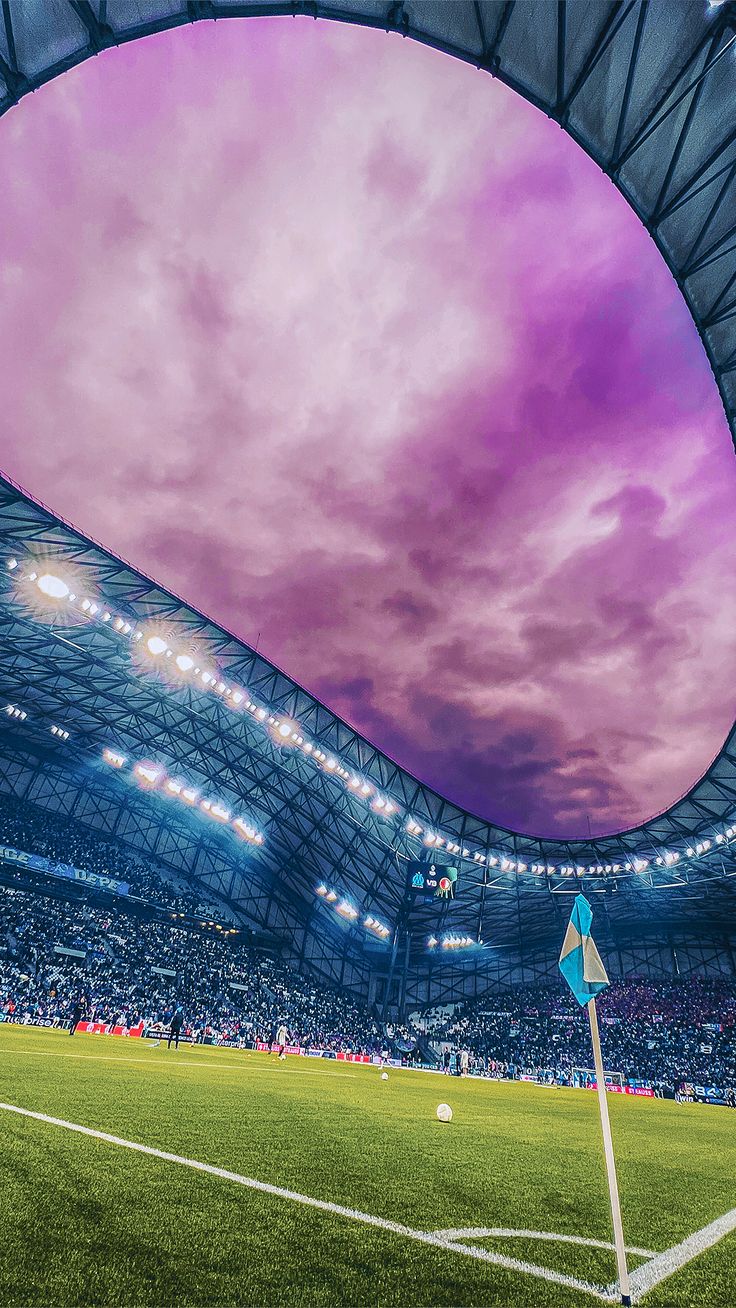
top-left (0, 1026), bottom-right (734, 1307)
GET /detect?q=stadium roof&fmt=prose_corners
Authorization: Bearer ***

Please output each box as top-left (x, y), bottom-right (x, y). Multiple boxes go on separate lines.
top-left (1, 473), bottom-right (734, 995)
top-left (0, 1), bottom-right (735, 992)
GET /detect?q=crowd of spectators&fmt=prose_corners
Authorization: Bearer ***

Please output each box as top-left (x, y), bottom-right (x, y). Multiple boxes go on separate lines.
top-left (0, 884), bottom-right (383, 1053)
top-left (435, 978), bottom-right (736, 1089)
top-left (2, 793), bottom-right (735, 1088)
top-left (0, 794), bottom-right (206, 916)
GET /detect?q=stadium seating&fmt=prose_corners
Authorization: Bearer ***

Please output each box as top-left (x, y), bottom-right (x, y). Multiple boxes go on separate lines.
top-left (436, 980), bottom-right (736, 1087)
top-left (1, 794), bottom-right (734, 1088)
top-left (0, 884), bottom-right (383, 1053)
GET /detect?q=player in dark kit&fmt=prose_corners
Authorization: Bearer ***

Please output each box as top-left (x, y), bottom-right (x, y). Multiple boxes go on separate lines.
top-left (167, 1006), bottom-right (184, 1050)
top-left (69, 997), bottom-right (85, 1036)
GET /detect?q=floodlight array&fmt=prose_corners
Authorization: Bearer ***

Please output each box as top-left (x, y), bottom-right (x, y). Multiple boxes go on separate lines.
top-left (315, 885), bottom-right (391, 938)
top-left (363, 914), bottom-right (391, 939)
top-left (6, 556), bottom-right (736, 882)
top-left (427, 934), bottom-right (477, 950)
top-left (101, 746), bottom-right (264, 845)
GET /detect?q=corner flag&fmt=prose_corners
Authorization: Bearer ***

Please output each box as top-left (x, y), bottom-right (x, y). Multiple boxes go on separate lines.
top-left (558, 893), bottom-right (631, 1306)
top-left (558, 893), bottom-right (609, 1006)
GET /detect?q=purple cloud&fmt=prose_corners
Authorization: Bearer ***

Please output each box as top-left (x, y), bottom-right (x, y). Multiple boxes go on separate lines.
top-left (1, 17), bottom-right (734, 836)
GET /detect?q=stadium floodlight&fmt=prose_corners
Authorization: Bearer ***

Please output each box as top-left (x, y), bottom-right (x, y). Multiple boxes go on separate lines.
top-left (6, 558), bottom-right (17, 571)
top-left (337, 900), bottom-right (358, 919)
top-left (102, 747), bottom-right (126, 769)
top-left (325, 890), bottom-right (338, 903)
top-left (175, 653), bottom-right (194, 672)
top-left (233, 817), bottom-right (260, 842)
top-left (427, 936), bottom-right (438, 948)
top-left (164, 779), bottom-right (183, 797)
top-left (316, 885), bottom-right (328, 896)
top-left (231, 689), bottom-right (244, 704)
top-left (181, 786), bottom-right (198, 805)
top-left (36, 573), bottom-right (69, 600)
top-left (134, 761), bottom-right (163, 787)
top-left (146, 635), bottom-right (167, 656)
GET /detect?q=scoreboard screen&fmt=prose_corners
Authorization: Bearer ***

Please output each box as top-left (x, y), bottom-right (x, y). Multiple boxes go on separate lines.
top-left (407, 860), bottom-right (458, 902)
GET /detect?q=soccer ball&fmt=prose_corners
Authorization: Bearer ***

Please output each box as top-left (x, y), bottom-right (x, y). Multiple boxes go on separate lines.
top-left (436, 1103), bottom-right (453, 1123)
top-left (381, 1071), bottom-right (389, 1081)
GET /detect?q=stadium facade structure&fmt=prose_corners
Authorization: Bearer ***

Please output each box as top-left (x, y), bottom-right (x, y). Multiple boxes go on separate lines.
top-left (0, 2), bottom-right (735, 1012)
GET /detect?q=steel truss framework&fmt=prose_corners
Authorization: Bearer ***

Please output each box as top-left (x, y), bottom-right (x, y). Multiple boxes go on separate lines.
top-left (0, 2), bottom-right (735, 1002)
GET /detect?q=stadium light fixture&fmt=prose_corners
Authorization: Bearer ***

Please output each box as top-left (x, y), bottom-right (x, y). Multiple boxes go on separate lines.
top-left (6, 558), bottom-right (17, 571)
top-left (146, 636), bottom-right (168, 656)
top-left (37, 573), bottom-right (69, 600)
top-left (325, 890), bottom-right (338, 903)
top-left (233, 817), bottom-right (262, 844)
top-left (134, 761), bottom-right (163, 787)
top-left (175, 653), bottom-right (194, 672)
top-left (102, 747), bottom-right (126, 769)
top-left (337, 900), bottom-right (358, 919)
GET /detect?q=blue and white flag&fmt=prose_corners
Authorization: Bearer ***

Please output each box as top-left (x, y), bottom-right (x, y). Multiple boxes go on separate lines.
top-left (559, 894), bottom-right (609, 1007)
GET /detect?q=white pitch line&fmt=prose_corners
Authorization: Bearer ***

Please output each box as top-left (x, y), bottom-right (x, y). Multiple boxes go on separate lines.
top-left (0, 1101), bottom-right (616, 1303)
top-left (616, 1206), bottom-right (736, 1302)
top-left (433, 1227), bottom-right (656, 1258)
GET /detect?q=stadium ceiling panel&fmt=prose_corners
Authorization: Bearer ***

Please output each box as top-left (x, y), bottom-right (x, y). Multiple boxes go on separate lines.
top-left (0, 1), bottom-right (735, 971)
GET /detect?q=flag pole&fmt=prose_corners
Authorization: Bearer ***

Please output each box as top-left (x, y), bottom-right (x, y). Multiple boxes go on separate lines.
top-left (587, 996), bottom-right (631, 1306)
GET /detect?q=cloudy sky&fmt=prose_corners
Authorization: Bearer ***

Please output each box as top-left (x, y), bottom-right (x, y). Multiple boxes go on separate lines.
top-left (1, 18), bottom-right (735, 837)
